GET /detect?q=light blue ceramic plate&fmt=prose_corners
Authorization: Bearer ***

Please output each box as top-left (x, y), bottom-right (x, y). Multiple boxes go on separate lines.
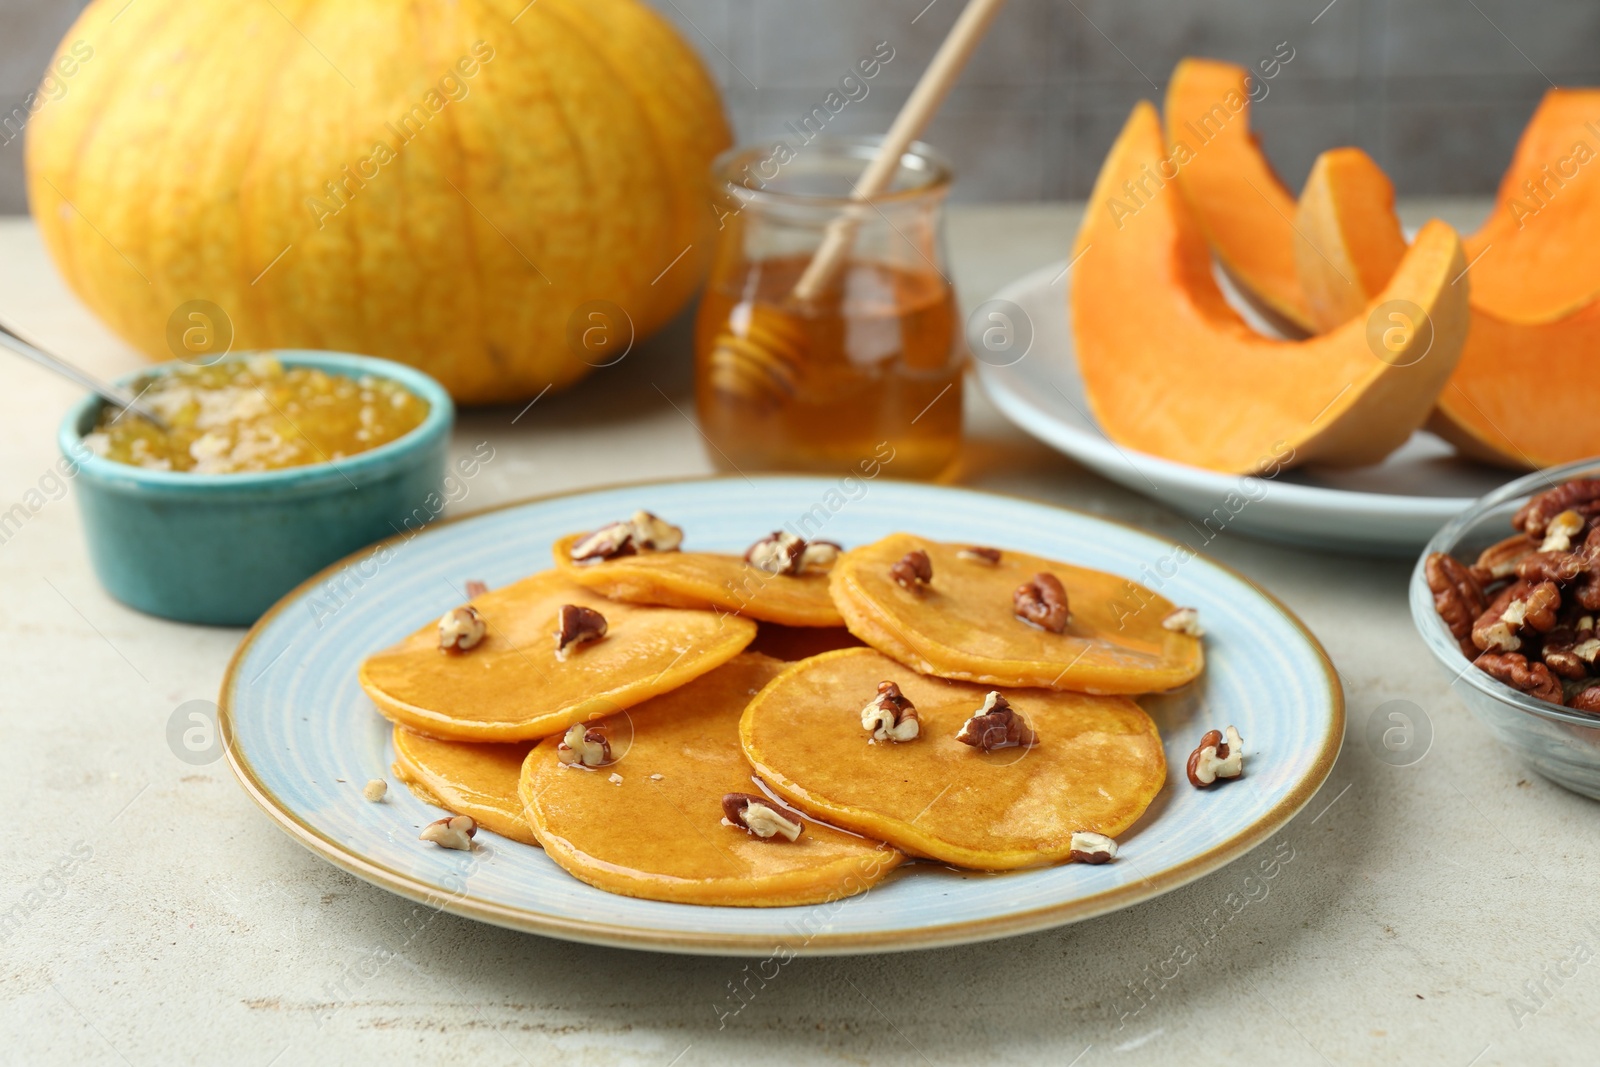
top-left (220, 477), bottom-right (1343, 956)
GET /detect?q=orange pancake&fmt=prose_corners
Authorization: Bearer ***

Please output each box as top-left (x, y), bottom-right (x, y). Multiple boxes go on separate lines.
top-left (553, 533), bottom-right (844, 626)
top-left (830, 534), bottom-right (1202, 693)
top-left (391, 726), bottom-right (538, 846)
top-left (519, 654), bottom-right (904, 906)
top-left (360, 570), bottom-right (756, 742)
top-left (740, 648), bottom-right (1167, 870)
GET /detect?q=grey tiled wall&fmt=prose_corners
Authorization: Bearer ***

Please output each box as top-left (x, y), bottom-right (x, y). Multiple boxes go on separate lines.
top-left (3, 0), bottom-right (1597, 213)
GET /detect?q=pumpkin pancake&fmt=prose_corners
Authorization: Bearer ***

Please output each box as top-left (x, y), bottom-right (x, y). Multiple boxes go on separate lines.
top-left (360, 570), bottom-right (756, 742)
top-left (740, 648), bottom-right (1167, 870)
top-left (552, 532), bottom-right (844, 626)
top-left (830, 534), bottom-right (1203, 694)
top-left (391, 726), bottom-right (539, 846)
top-left (520, 654), bottom-right (904, 906)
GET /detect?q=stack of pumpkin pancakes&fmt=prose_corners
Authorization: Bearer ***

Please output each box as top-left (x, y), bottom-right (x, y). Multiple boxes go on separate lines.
top-left (359, 512), bottom-right (1204, 907)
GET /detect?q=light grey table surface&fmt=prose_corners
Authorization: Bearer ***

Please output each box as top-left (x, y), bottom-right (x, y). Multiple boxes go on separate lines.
top-left (1, 202), bottom-right (1595, 1067)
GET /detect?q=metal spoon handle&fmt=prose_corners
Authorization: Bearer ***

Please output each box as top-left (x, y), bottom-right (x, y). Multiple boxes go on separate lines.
top-left (0, 320), bottom-right (170, 430)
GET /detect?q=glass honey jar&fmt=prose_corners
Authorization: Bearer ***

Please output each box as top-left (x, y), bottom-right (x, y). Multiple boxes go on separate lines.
top-left (695, 137), bottom-right (964, 480)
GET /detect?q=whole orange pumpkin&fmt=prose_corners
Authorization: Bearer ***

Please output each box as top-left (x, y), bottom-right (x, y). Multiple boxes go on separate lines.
top-left (26, 0), bottom-right (730, 403)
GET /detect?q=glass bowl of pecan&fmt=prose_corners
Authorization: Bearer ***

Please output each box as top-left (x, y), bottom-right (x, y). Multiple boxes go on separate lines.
top-left (1412, 461), bottom-right (1600, 799)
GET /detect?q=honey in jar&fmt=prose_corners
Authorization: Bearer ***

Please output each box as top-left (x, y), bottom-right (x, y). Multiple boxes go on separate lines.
top-left (695, 137), bottom-right (965, 480)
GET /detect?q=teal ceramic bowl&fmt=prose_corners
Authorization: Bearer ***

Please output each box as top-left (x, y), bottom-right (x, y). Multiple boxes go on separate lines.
top-left (59, 351), bottom-right (453, 626)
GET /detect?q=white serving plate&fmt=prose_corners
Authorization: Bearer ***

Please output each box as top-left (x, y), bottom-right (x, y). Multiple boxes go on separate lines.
top-left (973, 261), bottom-right (1510, 555)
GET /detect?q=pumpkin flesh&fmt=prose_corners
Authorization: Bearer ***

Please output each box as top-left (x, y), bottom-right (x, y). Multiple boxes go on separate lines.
top-left (1074, 102), bottom-right (1470, 475)
top-left (1294, 148), bottom-right (1408, 332)
top-left (1163, 58), bottom-right (1315, 334)
top-left (1294, 148), bottom-right (1600, 469)
top-left (1464, 89), bottom-right (1600, 324)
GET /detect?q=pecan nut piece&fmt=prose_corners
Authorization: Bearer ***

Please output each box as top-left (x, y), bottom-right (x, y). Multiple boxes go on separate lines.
top-left (745, 531), bottom-right (806, 575)
top-left (1474, 651), bottom-right (1564, 705)
top-left (745, 532), bottom-right (841, 576)
top-left (1513, 480), bottom-right (1600, 539)
top-left (1568, 685), bottom-right (1600, 715)
top-left (1573, 528), bottom-right (1600, 612)
top-left (1426, 553), bottom-right (1487, 645)
top-left (954, 692), bottom-right (1039, 752)
top-left (1516, 551), bottom-right (1587, 584)
top-left (419, 815), bottom-right (477, 851)
top-left (1067, 831), bottom-right (1118, 864)
top-left (1185, 726), bottom-right (1244, 788)
top-left (860, 680), bottom-right (920, 742)
top-left (1014, 572), bottom-right (1070, 633)
top-left (1539, 510), bottom-right (1588, 553)
top-left (557, 723), bottom-right (611, 767)
top-left (438, 605), bottom-right (487, 652)
top-left (721, 793), bottom-right (803, 842)
top-left (1472, 581), bottom-right (1561, 652)
top-left (570, 510), bottom-right (684, 561)
top-left (890, 549), bottom-right (933, 590)
top-left (555, 604), bottom-right (608, 657)
top-left (569, 521), bottom-right (636, 562)
top-left (1162, 606), bottom-right (1203, 637)
top-left (957, 546), bottom-right (1002, 564)
top-left (1538, 621), bottom-right (1597, 680)
top-left (1470, 534), bottom-right (1534, 586)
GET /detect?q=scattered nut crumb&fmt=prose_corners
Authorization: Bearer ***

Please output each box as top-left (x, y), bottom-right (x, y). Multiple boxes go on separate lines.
top-left (420, 815), bottom-right (477, 851)
top-left (1163, 607), bottom-right (1203, 636)
top-left (570, 510), bottom-right (684, 561)
top-left (1186, 726), bottom-right (1244, 788)
top-left (557, 723), bottom-right (612, 768)
top-left (860, 680), bottom-right (920, 743)
top-left (722, 792), bottom-right (804, 842)
top-left (954, 692), bottom-right (1039, 751)
top-left (555, 603), bottom-right (608, 659)
top-left (362, 779), bottom-right (387, 803)
top-left (650, 773), bottom-right (664, 781)
top-left (608, 772), bottom-right (624, 785)
top-left (438, 605), bottom-right (487, 652)
top-left (890, 549), bottom-right (933, 590)
top-left (1014, 573), bottom-right (1070, 633)
top-left (1067, 831), bottom-right (1117, 864)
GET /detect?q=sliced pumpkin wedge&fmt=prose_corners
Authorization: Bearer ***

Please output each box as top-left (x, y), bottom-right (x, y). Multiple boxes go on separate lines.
top-left (1073, 102), bottom-right (1470, 475)
top-left (739, 648), bottom-right (1167, 871)
top-left (1294, 143), bottom-right (1600, 469)
top-left (519, 653), bottom-right (903, 906)
top-left (359, 570), bottom-right (755, 742)
top-left (1465, 88), bottom-right (1600, 324)
top-left (391, 727), bottom-right (539, 846)
top-left (1294, 147), bottom-right (1408, 332)
top-left (1163, 58), bottom-right (1316, 334)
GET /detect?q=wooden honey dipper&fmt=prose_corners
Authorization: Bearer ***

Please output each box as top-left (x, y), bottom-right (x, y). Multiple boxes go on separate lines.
top-left (706, 0), bottom-right (1009, 408)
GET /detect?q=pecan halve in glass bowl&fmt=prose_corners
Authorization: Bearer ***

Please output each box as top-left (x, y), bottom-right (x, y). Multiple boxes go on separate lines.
top-left (1410, 457), bottom-right (1600, 800)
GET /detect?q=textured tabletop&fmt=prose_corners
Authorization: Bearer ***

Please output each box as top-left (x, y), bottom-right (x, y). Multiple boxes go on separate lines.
top-left (1, 202), bottom-right (1595, 1067)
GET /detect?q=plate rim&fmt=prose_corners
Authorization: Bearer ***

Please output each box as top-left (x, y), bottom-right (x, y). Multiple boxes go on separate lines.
top-left (974, 259), bottom-right (1485, 520)
top-left (219, 474), bottom-right (1346, 956)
